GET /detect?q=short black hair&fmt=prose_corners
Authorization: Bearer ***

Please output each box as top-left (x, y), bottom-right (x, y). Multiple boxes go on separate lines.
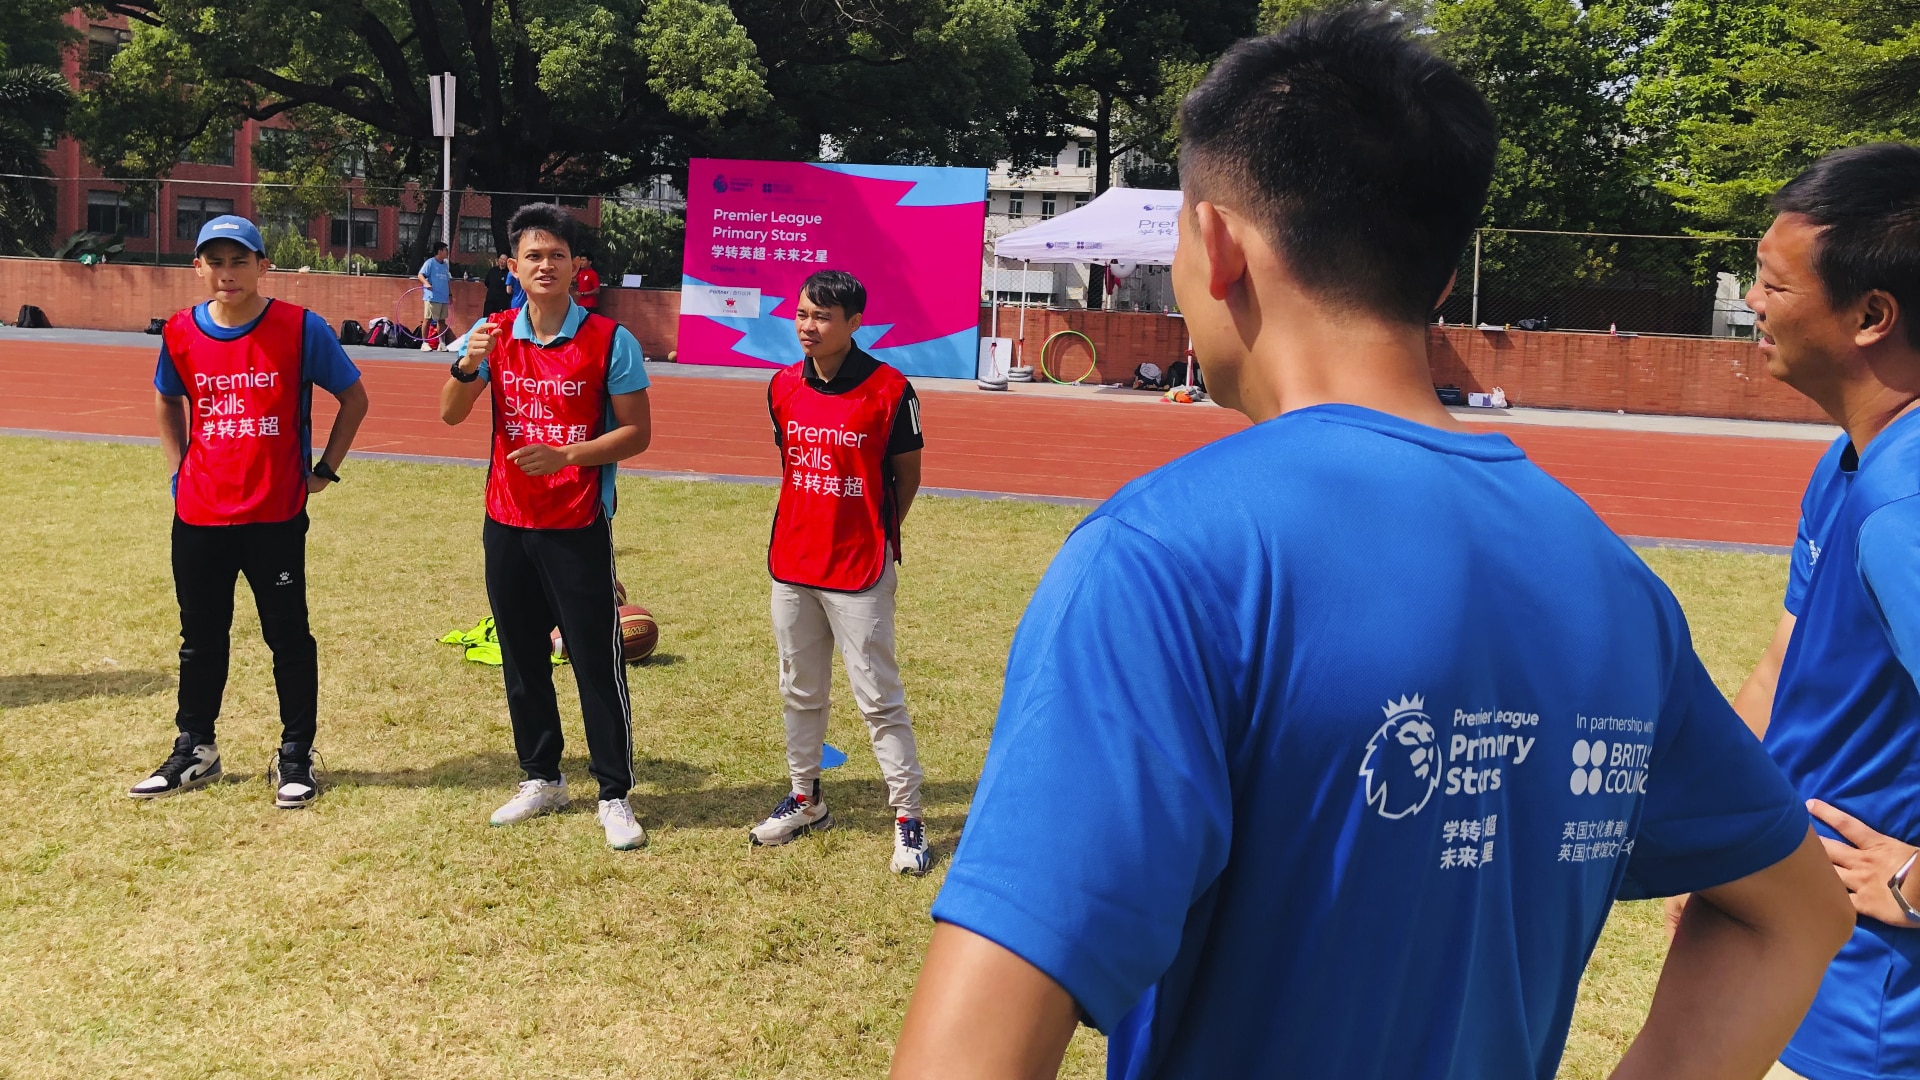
top-left (1773, 143), bottom-right (1920, 348)
top-left (800, 270), bottom-right (866, 317)
top-left (507, 203), bottom-right (577, 257)
top-left (431, 240), bottom-right (449, 255)
top-left (1178, 7), bottom-right (1496, 324)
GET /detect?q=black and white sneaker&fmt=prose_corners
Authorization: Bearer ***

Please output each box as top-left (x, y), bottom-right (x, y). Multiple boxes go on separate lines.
top-left (128, 733), bottom-right (221, 799)
top-left (749, 779), bottom-right (833, 846)
top-left (269, 745), bottom-right (320, 809)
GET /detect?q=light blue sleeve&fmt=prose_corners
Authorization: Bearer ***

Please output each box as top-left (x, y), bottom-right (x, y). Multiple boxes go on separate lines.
top-left (418, 259), bottom-right (436, 279)
top-left (302, 312), bottom-right (361, 394)
top-left (1617, 619), bottom-right (1808, 900)
top-left (1856, 497), bottom-right (1920, 682)
top-left (606, 326), bottom-right (650, 395)
top-left (929, 515), bottom-right (1239, 1032)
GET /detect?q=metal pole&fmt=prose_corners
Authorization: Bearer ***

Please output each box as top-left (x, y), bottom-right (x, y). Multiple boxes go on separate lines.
top-left (1470, 229), bottom-right (1482, 327)
top-left (1017, 260), bottom-right (1029, 367)
top-left (154, 179), bottom-right (161, 265)
top-left (346, 185), bottom-right (354, 274)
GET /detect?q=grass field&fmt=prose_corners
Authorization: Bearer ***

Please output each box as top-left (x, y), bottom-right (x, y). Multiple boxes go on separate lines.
top-left (0, 435), bottom-right (1790, 1079)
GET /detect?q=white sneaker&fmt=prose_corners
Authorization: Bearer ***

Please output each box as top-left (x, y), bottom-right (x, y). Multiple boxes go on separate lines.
top-left (598, 798), bottom-right (647, 850)
top-left (748, 780), bottom-right (832, 846)
top-left (891, 816), bottom-right (932, 876)
top-left (490, 778), bottom-right (569, 825)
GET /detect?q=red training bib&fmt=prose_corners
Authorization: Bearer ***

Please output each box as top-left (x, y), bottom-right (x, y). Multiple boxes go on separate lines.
top-left (163, 300), bottom-right (309, 526)
top-left (767, 360), bottom-right (906, 591)
top-left (484, 310), bottom-right (616, 530)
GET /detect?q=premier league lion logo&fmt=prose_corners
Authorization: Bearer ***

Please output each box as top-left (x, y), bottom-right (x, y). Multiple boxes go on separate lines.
top-left (1360, 694), bottom-right (1442, 819)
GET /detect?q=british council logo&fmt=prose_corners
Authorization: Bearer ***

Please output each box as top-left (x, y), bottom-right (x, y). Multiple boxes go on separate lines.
top-left (1570, 739), bottom-right (1607, 795)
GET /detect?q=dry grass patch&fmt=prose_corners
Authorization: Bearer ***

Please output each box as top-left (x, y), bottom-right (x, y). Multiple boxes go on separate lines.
top-left (0, 436), bottom-right (1790, 1078)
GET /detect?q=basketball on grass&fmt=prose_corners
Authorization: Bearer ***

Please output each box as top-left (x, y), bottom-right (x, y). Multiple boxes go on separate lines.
top-left (619, 605), bottom-right (658, 663)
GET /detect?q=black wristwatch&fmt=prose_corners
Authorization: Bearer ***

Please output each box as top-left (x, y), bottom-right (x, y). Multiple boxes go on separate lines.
top-left (450, 358), bottom-right (480, 383)
top-left (312, 459), bottom-right (342, 483)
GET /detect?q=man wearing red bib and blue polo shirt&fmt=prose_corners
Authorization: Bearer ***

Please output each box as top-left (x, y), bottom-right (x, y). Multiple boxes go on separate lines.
top-left (1712, 144), bottom-right (1920, 1080)
top-left (749, 270), bottom-right (931, 876)
top-left (440, 203), bottom-right (654, 851)
top-left (131, 214), bottom-right (369, 809)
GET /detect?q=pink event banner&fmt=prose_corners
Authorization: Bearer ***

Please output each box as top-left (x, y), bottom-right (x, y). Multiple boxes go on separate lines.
top-left (678, 159), bottom-right (987, 378)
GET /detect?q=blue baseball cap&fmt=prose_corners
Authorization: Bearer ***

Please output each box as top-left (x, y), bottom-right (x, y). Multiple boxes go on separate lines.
top-left (194, 215), bottom-right (266, 255)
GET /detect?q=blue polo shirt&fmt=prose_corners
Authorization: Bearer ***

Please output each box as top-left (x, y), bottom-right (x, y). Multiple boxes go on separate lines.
top-left (1770, 409), bottom-right (1920, 1080)
top-left (418, 257), bottom-right (451, 304)
top-left (454, 300), bottom-right (648, 519)
top-left (154, 300), bottom-right (362, 486)
top-left (932, 405), bottom-right (1809, 1080)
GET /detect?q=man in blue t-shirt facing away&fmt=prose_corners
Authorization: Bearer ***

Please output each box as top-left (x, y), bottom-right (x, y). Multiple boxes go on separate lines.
top-left (417, 240), bottom-right (452, 349)
top-left (1709, 144), bottom-right (1920, 1080)
top-left (889, 11), bottom-right (1852, 1080)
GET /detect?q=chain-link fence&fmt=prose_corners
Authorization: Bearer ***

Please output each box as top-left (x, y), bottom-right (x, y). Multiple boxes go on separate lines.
top-left (1434, 228), bottom-right (1759, 338)
top-left (0, 173), bottom-right (686, 288)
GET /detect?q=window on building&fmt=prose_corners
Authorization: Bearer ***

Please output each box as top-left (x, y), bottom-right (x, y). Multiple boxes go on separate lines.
top-left (181, 130), bottom-right (236, 167)
top-left (86, 190), bottom-right (148, 238)
top-left (397, 211), bottom-right (438, 249)
top-left (1008, 191), bottom-right (1024, 217)
top-left (1077, 148), bottom-right (1093, 169)
top-left (458, 216), bottom-right (493, 255)
top-left (1075, 193), bottom-right (1090, 210)
top-left (1041, 194), bottom-right (1057, 220)
top-left (175, 196), bottom-right (235, 240)
top-left (84, 26), bottom-right (130, 76)
top-left (335, 148), bottom-right (369, 179)
top-left (330, 209), bottom-right (379, 249)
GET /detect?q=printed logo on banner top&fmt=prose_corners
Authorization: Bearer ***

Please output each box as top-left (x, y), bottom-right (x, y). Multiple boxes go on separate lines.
top-left (677, 158), bottom-right (989, 378)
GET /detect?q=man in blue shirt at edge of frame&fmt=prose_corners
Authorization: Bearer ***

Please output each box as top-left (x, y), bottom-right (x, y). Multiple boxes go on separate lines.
top-left (890, 10), bottom-right (1852, 1080)
top-left (1676, 143), bottom-right (1920, 1080)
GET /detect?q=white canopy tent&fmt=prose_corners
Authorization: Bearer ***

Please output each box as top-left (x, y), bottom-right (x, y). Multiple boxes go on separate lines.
top-left (983, 187), bottom-right (1187, 389)
top-left (992, 186), bottom-right (1182, 265)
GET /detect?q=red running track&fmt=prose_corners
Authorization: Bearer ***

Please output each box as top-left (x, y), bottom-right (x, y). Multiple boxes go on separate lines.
top-left (0, 342), bottom-right (1825, 548)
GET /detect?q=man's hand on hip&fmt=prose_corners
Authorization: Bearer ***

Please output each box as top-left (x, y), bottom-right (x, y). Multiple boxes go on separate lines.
top-left (1809, 798), bottom-right (1918, 926)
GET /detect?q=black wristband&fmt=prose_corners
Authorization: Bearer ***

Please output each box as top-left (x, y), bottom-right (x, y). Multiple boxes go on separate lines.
top-left (450, 358), bottom-right (480, 383)
top-left (312, 459), bottom-right (342, 483)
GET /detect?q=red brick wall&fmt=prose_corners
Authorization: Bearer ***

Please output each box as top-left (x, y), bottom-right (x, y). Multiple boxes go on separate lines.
top-left (0, 258), bottom-right (682, 357)
top-left (2, 260), bottom-right (1823, 424)
top-left (1424, 326), bottom-right (1827, 423)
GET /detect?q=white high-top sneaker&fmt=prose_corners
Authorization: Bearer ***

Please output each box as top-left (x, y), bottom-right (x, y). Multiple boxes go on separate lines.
top-left (490, 778), bottom-right (570, 826)
top-left (598, 798), bottom-right (647, 850)
top-left (748, 780), bottom-right (832, 846)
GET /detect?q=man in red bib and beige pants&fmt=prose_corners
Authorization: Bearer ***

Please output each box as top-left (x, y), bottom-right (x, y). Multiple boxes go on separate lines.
top-left (749, 270), bottom-right (931, 875)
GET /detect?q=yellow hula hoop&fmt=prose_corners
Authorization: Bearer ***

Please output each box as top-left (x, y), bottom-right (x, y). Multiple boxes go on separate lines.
top-left (1040, 330), bottom-right (1097, 385)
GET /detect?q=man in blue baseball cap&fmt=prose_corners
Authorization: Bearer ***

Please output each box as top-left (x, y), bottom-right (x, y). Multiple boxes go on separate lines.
top-left (132, 214), bottom-right (369, 809)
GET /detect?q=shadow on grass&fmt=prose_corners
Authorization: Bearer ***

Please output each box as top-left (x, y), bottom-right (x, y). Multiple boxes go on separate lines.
top-left (0, 670), bottom-right (174, 707)
top-left (629, 652), bottom-right (681, 667)
top-left (329, 753), bottom-right (719, 792)
top-left (631, 778), bottom-right (976, 838)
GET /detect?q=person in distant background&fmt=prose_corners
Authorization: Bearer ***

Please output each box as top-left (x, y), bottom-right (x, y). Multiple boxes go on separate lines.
top-left (483, 252), bottom-right (512, 316)
top-left (417, 241), bottom-right (452, 350)
top-left (574, 252), bottom-right (601, 312)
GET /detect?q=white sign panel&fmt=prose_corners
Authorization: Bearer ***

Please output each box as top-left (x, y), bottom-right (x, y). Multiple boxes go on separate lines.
top-left (681, 284), bottom-right (762, 319)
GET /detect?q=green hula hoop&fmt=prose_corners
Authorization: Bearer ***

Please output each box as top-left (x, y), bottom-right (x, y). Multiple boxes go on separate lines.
top-left (1040, 330), bottom-right (1098, 385)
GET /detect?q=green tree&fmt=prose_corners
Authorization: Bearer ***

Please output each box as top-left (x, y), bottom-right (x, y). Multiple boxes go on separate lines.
top-left (1019, 0), bottom-right (1257, 193)
top-left (76, 0), bottom-right (1034, 248)
top-left (1631, 0), bottom-right (1915, 234)
top-left (592, 201), bottom-right (685, 287)
top-left (0, 0), bottom-right (75, 254)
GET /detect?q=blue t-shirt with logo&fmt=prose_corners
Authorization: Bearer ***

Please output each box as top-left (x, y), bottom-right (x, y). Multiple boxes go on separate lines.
top-left (932, 405), bottom-right (1809, 1080)
top-left (1771, 411), bottom-right (1920, 1080)
top-left (453, 300), bottom-right (648, 520)
top-left (154, 301), bottom-right (362, 488)
top-left (419, 257), bottom-right (451, 304)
